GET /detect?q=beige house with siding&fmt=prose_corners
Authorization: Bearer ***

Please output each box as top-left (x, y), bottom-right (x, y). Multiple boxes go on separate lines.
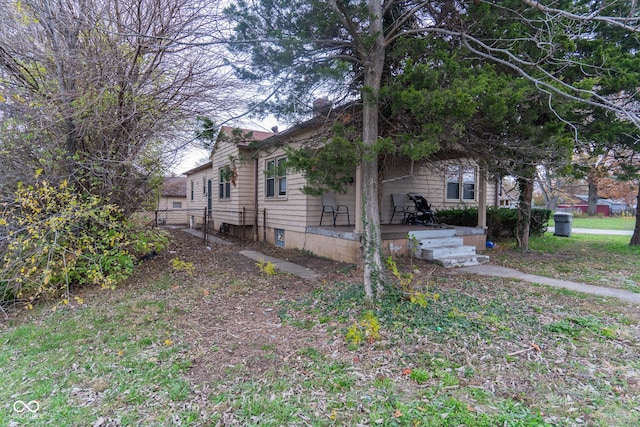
top-left (210, 126), bottom-right (275, 236)
top-left (183, 162), bottom-right (212, 228)
top-left (185, 117), bottom-right (498, 266)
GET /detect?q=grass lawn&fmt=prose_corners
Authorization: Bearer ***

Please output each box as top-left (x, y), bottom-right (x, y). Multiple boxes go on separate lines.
top-left (1, 230), bottom-right (639, 426)
top-left (549, 215), bottom-right (636, 230)
top-left (491, 234), bottom-right (640, 293)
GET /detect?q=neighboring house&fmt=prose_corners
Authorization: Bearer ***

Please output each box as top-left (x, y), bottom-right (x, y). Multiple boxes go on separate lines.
top-left (557, 195), bottom-right (628, 216)
top-left (185, 113), bottom-right (498, 265)
top-left (158, 176), bottom-right (187, 210)
top-left (155, 176), bottom-right (187, 225)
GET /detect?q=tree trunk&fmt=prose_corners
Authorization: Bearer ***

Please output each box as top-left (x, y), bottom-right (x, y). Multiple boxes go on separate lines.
top-left (42, 0), bottom-right (79, 177)
top-left (545, 194), bottom-right (559, 210)
top-left (516, 175), bottom-right (534, 251)
top-left (360, 0), bottom-right (386, 302)
top-left (630, 185), bottom-right (640, 246)
top-left (587, 175), bottom-right (598, 216)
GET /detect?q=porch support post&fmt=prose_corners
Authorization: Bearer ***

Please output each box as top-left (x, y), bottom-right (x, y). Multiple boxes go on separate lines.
top-left (355, 165), bottom-right (363, 234)
top-left (477, 166), bottom-right (487, 230)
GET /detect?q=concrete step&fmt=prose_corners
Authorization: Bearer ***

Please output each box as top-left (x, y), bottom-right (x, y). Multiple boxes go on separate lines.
top-left (418, 236), bottom-right (464, 248)
top-left (421, 245), bottom-right (477, 260)
top-left (408, 229), bottom-right (456, 240)
top-left (436, 254), bottom-right (490, 268)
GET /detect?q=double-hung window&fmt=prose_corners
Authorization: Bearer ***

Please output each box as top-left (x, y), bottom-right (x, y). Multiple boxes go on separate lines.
top-left (446, 165), bottom-right (476, 201)
top-left (219, 167), bottom-right (231, 199)
top-left (266, 157), bottom-right (287, 198)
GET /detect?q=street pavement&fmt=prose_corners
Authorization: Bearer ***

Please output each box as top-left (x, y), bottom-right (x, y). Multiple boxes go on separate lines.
top-left (548, 227), bottom-right (634, 236)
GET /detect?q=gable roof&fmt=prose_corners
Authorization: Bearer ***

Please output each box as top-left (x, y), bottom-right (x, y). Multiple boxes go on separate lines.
top-left (161, 176), bottom-right (187, 197)
top-left (214, 126), bottom-right (275, 153)
top-left (258, 103), bottom-right (357, 149)
top-left (183, 162), bottom-right (212, 176)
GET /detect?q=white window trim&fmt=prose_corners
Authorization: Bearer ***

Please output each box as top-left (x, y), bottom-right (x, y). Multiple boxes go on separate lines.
top-left (445, 165), bottom-right (477, 202)
top-left (265, 156), bottom-right (287, 199)
top-left (218, 167), bottom-right (231, 200)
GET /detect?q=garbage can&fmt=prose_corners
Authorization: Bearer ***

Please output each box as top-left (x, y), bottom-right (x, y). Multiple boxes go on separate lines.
top-left (553, 212), bottom-right (573, 237)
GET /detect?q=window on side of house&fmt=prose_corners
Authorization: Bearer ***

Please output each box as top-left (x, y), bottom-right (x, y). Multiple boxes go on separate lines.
top-left (202, 176), bottom-right (206, 196)
top-left (172, 201), bottom-right (182, 209)
top-left (277, 157), bottom-right (287, 196)
top-left (219, 167), bottom-right (231, 199)
top-left (446, 165), bottom-right (476, 201)
top-left (190, 180), bottom-right (194, 201)
top-left (266, 156), bottom-right (287, 198)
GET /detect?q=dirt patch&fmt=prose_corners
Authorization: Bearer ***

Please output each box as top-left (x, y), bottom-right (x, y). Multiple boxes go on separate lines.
top-left (136, 229), bottom-right (360, 383)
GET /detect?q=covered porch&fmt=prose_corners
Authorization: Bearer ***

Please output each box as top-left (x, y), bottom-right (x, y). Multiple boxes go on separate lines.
top-left (300, 163), bottom-right (491, 265)
top-left (303, 223), bottom-right (489, 266)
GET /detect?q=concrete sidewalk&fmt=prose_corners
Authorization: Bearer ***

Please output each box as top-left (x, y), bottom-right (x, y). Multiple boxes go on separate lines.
top-left (180, 228), bottom-right (235, 246)
top-left (548, 227), bottom-right (634, 236)
top-left (239, 250), bottom-right (320, 280)
top-left (456, 264), bottom-right (640, 304)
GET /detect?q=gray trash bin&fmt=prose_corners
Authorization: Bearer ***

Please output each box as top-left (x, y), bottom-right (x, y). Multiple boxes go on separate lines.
top-left (553, 212), bottom-right (573, 237)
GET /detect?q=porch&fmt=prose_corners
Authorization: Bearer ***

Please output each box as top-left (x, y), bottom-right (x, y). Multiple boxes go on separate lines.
top-left (302, 223), bottom-right (489, 267)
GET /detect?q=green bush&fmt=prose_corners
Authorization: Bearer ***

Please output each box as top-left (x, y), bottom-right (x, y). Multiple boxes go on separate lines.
top-left (529, 208), bottom-right (552, 237)
top-left (436, 206), bottom-right (551, 240)
top-left (435, 207), bottom-right (478, 227)
top-left (0, 176), bottom-right (168, 305)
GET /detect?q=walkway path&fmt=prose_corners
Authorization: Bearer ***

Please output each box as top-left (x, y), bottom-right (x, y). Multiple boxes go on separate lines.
top-left (456, 264), bottom-right (640, 304)
top-left (178, 227), bottom-right (639, 302)
top-left (180, 227), bottom-right (235, 246)
top-left (178, 228), bottom-right (319, 279)
top-left (239, 250), bottom-right (320, 280)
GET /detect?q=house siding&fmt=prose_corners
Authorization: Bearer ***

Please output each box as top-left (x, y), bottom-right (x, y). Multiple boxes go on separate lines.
top-left (158, 196), bottom-right (186, 211)
top-left (259, 148), bottom-right (309, 233)
top-left (210, 141), bottom-right (256, 227)
top-left (184, 164), bottom-right (212, 228)
top-left (382, 159), bottom-right (496, 224)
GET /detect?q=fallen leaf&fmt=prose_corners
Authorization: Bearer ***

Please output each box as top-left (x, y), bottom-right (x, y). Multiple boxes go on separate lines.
top-left (393, 409), bottom-right (402, 418)
top-left (401, 368), bottom-right (412, 376)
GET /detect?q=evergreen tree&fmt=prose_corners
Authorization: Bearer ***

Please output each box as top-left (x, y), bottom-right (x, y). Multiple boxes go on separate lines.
top-left (225, 1), bottom-right (640, 298)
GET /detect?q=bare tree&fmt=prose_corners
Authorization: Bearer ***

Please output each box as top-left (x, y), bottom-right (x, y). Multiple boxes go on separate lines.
top-left (0, 0), bottom-right (239, 211)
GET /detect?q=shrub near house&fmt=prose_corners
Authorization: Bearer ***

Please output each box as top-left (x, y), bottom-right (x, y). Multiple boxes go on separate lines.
top-left (1, 177), bottom-right (168, 305)
top-left (437, 207), bottom-right (552, 239)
